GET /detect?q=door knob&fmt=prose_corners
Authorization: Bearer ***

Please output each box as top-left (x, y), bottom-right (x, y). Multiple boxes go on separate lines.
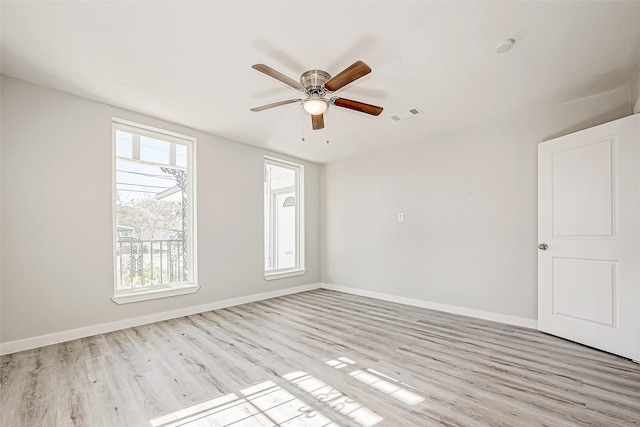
top-left (538, 243), bottom-right (548, 250)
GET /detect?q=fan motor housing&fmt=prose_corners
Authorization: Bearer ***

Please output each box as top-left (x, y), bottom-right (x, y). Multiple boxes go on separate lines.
top-left (301, 70), bottom-right (331, 92)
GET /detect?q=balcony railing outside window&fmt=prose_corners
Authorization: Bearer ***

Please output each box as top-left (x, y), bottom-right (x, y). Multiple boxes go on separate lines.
top-left (116, 239), bottom-right (187, 289)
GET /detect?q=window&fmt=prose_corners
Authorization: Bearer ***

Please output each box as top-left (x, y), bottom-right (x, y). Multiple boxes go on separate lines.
top-left (112, 119), bottom-right (197, 303)
top-left (264, 157), bottom-right (305, 279)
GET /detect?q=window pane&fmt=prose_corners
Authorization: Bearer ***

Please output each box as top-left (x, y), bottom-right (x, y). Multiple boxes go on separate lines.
top-left (176, 144), bottom-right (187, 168)
top-left (140, 136), bottom-right (170, 164)
top-left (268, 164), bottom-right (295, 190)
top-left (275, 191), bottom-right (296, 269)
top-left (264, 161), bottom-right (299, 272)
top-left (115, 162), bottom-right (183, 240)
top-left (115, 130), bottom-right (133, 158)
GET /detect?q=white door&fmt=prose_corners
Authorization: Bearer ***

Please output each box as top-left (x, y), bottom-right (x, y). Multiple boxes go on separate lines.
top-left (538, 113), bottom-right (640, 361)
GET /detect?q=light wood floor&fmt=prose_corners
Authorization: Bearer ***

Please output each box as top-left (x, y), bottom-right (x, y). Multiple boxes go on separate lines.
top-left (1, 289), bottom-right (639, 426)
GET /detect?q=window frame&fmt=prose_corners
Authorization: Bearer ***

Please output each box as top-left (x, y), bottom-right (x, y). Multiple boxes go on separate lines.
top-left (264, 156), bottom-right (306, 280)
top-left (111, 118), bottom-right (199, 304)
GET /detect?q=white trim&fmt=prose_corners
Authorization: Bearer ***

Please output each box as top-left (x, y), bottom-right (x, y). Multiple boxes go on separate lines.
top-left (634, 96), bottom-right (640, 114)
top-left (0, 283), bottom-right (541, 355)
top-left (112, 283), bottom-right (200, 304)
top-left (264, 269), bottom-right (307, 281)
top-left (113, 117), bottom-right (196, 145)
top-left (0, 284), bottom-right (321, 356)
top-left (263, 155), bottom-right (303, 169)
top-left (115, 155), bottom-right (187, 171)
top-left (319, 283), bottom-right (538, 329)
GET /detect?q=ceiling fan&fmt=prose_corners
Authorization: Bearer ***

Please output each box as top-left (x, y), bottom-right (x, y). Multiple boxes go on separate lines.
top-left (250, 60), bottom-right (383, 130)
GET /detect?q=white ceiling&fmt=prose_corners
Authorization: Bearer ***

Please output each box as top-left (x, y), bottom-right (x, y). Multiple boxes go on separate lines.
top-left (2, 1), bottom-right (640, 163)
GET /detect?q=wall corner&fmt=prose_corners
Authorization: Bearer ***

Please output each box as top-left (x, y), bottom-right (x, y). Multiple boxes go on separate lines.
top-left (631, 65), bottom-right (640, 114)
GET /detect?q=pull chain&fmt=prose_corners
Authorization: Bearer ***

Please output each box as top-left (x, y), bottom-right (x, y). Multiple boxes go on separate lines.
top-left (325, 113), bottom-right (330, 144)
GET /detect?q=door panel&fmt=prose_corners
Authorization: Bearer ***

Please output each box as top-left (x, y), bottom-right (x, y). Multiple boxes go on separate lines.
top-left (552, 257), bottom-right (615, 326)
top-left (552, 139), bottom-right (613, 238)
top-left (538, 113), bottom-right (640, 361)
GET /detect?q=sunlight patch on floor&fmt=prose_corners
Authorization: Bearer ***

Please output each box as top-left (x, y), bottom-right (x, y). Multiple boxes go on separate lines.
top-left (150, 380), bottom-right (337, 427)
top-left (325, 356), bottom-right (425, 406)
top-left (282, 371), bottom-right (383, 427)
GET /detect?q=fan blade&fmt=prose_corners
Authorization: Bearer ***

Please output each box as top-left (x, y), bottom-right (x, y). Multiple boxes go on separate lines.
top-left (252, 64), bottom-right (304, 91)
top-left (324, 60), bottom-right (371, 92)
top-left (331, 97), bottom-right (383, 116)
top-left (250, 99), bottom-right (300, 112)
top-left (311, 114), bottom-right (325, 130)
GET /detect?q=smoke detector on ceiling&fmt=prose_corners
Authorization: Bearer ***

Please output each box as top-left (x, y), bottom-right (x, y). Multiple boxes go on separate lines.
top-left (390, 108), bottom-right (423, 121)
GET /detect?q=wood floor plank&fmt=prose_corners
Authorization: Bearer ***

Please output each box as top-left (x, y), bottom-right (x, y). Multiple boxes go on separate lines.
top-left (1, 289), bottom-right (639, 426)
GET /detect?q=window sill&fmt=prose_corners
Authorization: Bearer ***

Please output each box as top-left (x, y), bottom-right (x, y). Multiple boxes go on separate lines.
top-left (112, 283), bottom-right (200, 304)
top-left (264, 269), bottom-right (307, 281)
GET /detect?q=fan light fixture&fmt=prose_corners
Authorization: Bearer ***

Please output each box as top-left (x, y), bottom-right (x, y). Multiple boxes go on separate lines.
top-left (303, 98), bottom-right (328, 115)
top-left (250, 61), bottom-right (383, 131)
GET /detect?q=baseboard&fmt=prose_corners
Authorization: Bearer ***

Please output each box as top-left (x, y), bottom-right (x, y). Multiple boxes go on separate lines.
top-left (0, 282), bottom-right (538, 355)
top-left (319, 283), bottom-right (538, 329)
top-left (0, 283), bottom-right (321, 356)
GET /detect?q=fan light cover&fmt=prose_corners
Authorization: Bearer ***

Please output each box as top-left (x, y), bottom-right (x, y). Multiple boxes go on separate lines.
top-left (303, 98), bottom-right (328, 115)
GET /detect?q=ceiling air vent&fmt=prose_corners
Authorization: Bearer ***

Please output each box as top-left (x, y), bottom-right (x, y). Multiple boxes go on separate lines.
top-left (390, 107), bottom-right (423, 121)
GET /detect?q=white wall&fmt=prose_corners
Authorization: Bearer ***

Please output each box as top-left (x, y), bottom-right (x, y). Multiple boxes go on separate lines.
top-left (0, 76), bottom-right (321, 344)
top-left (322, 87), bottom-right (632, 321)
